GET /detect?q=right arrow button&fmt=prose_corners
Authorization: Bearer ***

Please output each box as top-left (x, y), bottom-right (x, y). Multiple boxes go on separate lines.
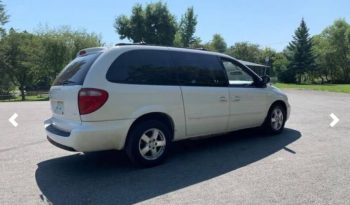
top-left (329, 113), bottom-right (339, 127)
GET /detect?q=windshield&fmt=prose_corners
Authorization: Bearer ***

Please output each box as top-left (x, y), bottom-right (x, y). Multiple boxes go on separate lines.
top-left (52, 53), bottom-right (101, 86)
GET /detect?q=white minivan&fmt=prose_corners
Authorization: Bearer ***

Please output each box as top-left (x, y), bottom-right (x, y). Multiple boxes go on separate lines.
top-left (45, 44), bottom-right (290, 167)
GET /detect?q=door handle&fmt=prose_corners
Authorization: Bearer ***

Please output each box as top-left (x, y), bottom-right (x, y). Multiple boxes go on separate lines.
top-left (219, 96), bottom-right (228, 102)
top-left (232, 96), bottom-right (241, 102)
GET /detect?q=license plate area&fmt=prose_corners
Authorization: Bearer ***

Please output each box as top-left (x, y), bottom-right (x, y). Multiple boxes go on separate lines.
top-left (53, 101), bottom-right (64, 115)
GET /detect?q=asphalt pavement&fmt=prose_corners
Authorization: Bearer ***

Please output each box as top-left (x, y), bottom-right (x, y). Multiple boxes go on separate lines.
top-left (0, 89), bottom-right (349, 205)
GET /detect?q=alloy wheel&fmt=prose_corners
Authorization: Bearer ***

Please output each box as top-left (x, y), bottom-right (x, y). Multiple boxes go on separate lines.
top-left (271, 107), bottom-right (284, 131)
top-left (138, 128), bottom-right (166, 160)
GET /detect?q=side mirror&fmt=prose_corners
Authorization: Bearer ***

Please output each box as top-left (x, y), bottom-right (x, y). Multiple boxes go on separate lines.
top-left (261, 75), bottom-right (270, 85)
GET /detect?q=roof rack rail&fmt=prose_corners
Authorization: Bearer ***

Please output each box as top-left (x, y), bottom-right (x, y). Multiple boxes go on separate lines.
top-left (115, 42), bottom-right (147, 46)
top-left (194, 47), bottom-right (207, 51)
top-left (114, 43), bottom-right (209, 52)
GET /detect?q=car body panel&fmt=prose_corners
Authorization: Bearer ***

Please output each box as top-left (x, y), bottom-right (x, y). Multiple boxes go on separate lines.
top-left (180, 86), bottom-right (229, 137)
top-left (228, 87), bottom-right (269, 130)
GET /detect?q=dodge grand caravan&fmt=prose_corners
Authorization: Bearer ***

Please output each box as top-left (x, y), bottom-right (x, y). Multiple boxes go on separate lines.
top-left (45, 44), bottom-right (290, 167)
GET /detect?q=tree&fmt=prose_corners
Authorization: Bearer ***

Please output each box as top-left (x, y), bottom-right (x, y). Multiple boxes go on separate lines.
top-left (275, 51), bottom-right (295, 83)
top-left (287, 18), bottom-right (315, 83)
top-left (1, 29), bottom-right (40, 100)
top-left (225, 43), bottom-right (282, 77)
top-left (35, 26), bottom-right (102, 87)
top-left (0, 71), bottom-right (14, 99)
top-left (0, 26), bottom-right (102, 100)
top-left (114, 2), bottom-right (177, 46)
top-left (0, 0), bottom-right (9, 37)
top-left (206, 34), bottom-right (227, 53)
top-left (225, 42), bottom-right (261, 62)
top-left (0, 0), bottom-right (11, 96)
top-left (313, 19), bottom-right (350, 83)
top-left (259, 48), bottom-right (278, 76)
top-left (114, 4), bottom-right (145, 43)
top-left (176, 7), bottom-right (198, 47)
top-left (312, 34), bottom-right (332, 83)
top-left (0, 40), bottom-right (14, 98)
top-left (36, 33), bottom-right (71, 88)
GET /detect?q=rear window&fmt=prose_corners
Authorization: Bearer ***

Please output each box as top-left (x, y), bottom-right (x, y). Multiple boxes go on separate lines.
top-left (106, 49), bottom-right (177, 85)
top-left (53, 52), bottom-right (101, 86)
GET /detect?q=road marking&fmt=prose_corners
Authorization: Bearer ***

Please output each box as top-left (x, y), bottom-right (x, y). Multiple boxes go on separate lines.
top-left (329, 113), bottom-right (339, 127)
top-left (8, 113), bottom-right (18, 127)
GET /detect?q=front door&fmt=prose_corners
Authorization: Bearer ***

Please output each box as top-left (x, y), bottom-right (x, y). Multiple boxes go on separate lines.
top-left (220, 58), bottom-right (268, 131)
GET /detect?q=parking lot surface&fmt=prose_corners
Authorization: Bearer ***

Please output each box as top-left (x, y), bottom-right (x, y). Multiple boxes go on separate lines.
top-left (0, 89), bottom-right (350, 205)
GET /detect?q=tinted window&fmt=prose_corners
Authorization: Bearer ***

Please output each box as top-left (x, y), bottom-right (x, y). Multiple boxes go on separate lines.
top-left (53, 53), bottom-right (101, 85)
top-left (53, 53), bottom-right (101, 86)
top-left (106, 50), bottom-right (177, 85)
top-left (171, 52), bottom-right (227, 87)
top-left (222, 59), bottom-right (254, 86)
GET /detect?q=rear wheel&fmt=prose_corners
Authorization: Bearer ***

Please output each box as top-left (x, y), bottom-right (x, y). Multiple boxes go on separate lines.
top-left (125, 120), bottom-right (171, 167)
top-left (263, 104), bottom-right (286, 134)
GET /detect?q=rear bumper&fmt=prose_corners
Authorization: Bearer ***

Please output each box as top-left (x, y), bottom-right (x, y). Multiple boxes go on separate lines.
top-left (44, 118), bottom-right (133, 152)
top-left (47, 136), bottom-right (76, 151)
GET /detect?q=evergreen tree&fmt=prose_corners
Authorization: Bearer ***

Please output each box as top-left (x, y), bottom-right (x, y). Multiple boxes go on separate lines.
top-left (0, 0), bottom-right (9, 38)
top-left (0, 0), bottom-right (9, 37)
top-left (287, 18), bottom-right (315, 83)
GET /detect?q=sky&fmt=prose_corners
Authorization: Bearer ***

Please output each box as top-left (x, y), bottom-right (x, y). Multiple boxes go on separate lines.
top-left (3, 0), bottom-right (350, 51)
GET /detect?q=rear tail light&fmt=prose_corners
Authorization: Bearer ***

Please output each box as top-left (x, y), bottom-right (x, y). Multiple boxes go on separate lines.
top-left (78, 88), bottom-right (109, 115)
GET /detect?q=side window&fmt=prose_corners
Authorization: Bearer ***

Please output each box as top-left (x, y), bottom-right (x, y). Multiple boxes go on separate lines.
top-left (222, 59), bottom-right (254, 86)
top-left (106, 50), bottom-right (177, 85)
top-left (172, 52), bottom-right (227, 87)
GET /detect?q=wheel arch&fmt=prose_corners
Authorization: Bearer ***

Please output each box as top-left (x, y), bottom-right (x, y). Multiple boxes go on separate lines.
top-left (269, 100), bottom-right (287, 114)
top-left (263, 100), bottom-right (288, 124)
top-left (125, 112), bottom-right (175, 146)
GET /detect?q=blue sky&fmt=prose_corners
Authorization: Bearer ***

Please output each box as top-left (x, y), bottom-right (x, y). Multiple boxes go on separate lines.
top-left (3, 0), bottom-right (350, 51)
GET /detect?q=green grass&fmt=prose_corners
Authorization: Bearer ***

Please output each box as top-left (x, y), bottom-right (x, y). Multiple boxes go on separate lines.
top-left (274, 83), bottom-right (350, 93)
top-left (0, 95), bottom-right (49, 102)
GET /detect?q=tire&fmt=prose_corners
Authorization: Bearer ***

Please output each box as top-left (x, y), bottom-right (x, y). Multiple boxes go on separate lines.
top-left (125, 120), bottom-right (171, 167)
top-left (262, 104), bottom-right (286, 135)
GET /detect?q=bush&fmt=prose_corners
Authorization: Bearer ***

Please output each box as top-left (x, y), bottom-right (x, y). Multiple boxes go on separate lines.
top-left (0, 74), bottom-right (16, 100)
top-left (0, 88), bottom-right (15, 100)
top-left (278, 69), bottom-right (296, 83)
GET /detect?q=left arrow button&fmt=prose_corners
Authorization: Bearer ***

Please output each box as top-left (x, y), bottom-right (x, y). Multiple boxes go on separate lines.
top-left (9, 113), bottom-right (18, 127)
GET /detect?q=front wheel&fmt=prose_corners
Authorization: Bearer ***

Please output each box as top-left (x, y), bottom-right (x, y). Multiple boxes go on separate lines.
top-left (262, 104), bottom-right (286, 135)
top-left (125, 120), bottom-right (171, 167)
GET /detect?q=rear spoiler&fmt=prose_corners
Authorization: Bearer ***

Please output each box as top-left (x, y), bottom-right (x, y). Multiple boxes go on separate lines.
top-left (76, 47), bottom-right (106, 57)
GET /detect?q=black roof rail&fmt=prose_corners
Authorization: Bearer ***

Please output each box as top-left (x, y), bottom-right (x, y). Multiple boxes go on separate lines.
top-left (114, 43), bottom-right (208, 52)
